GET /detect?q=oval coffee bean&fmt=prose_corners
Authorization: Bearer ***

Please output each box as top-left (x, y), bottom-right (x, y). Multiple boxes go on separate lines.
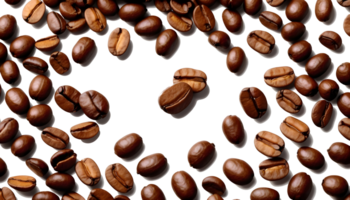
top-left (276, 90), bottom-right (302, 114)
top-left (50, 149), bottom-right (77, 171)
top-left (46, 173), bottom-right (75, 191)
top-left (254, 131), bottom-right (284, 157)
top-left (75, 158), bottom-right (101, 186)
top-left (222, 9), bottom-right (242, 33)
top-left (66, 18), bottom-right (86, 32)
top-left (22, 0), bottom-right (46, 24)
top-left (170, 0), bottom-right (193, 15)
top-left (297, 147), bottom-right (325, 169)
top-left (223, 158), bottom-right (254, 185)
top-left (108, 28), bottom-right (130, 56)
top-left (288, 172), bottom-right (312, 200)
top-left (156, 29), bottom-right (177, 56)
top-left (240, 87), bottom-right (267, 119)
top-left (59, 2), bottom-right (82, 20)
top-left (338, 93), bottom-right (350, 117)
top-left (0, 118), bottom-right (18, 143)
top-left (251, 187), bottom-right (279, 200)
top-left (135, 16), bottom-right (162, 36)
top-left (171, 171), bottom-right (197, 199)
top-left (286, 0), bottom-right (308, 22)
top-left (247, 30), bottom-right (275, 54)
top-left (0, 187), bottom-right (16, 199)
top-left (259, 158), bottom-right (289, 181)
top-left (0, 43), bottom-right (7, 63)
top-left (33, 191), bottom-right (59, 200)
top-left (155, 0), bottom-right (171, 12)
top-left (312, 100), bottom-right (333, 128)
top-left (5, 88), bottom-right (30, 114)
top-left (158, 82), bottom-right (193, 114)
top-left (288, 40), bottom-right (312, 62)
top-left (173, 68), bottom-right (207, 93)
top-left (29, 75), bottom-right (52, 101)
top-left (280, 116), bottom-right (309, 143)
top-left (42, 127), bottom-right (69, 149)
top-left (47, 12), bottom-right (66, 34)
top-left (208, 31), bottom-right (230, 49)
top-left (315, 0), bottom-right (332, 22)
top-left (50, 51), bottom-right (70, 74)
top-left (322, 175), bottom-right (349, 197)
top-left (319, 31), bottom-right (342, 50)
top-left (281, 22), bottom-right (305, 41)
top-left (244, 0), bottom-right (262, 15)
top-left (88, 188), bottom-right (113, 200)
top-left (27, 104), bottom-right (53, 127)
top-left (202, 176), bottom-right (226, 195)
top-left (70, 122), bottom-right (99, 139)
top-left (10, 35), bottom-right (35, 58)
top-left (11, 135), bottom-right (35, 157)
top-left (339, 118), bottom-right (350, 140)
top-left (344, 15), bottom-right (350, 36)
top-left (119, 3), bottom-right (147, 22)
top-left (0, 61), bottom-right (20, 84)
top-left (35, 35), bottom-right (60, 51)
top-left (85, 8), bottom-right (106, 32)
top-left (167, 12), bottom-right (192, 32)
top-left (295, 75), bottom-right (318, 96)
top-left (328, 142), bottom-right (350, 164)
top-left (193, 5), bottom-right (215, 32)
top-left (8, 176), bottom-right (36, 192)
top-left (0, 15), bottom-right (16, 40)
top-left (62, 192), bottom-right (85, 200)
top-left (114, 133), bottom-right (143, 158)
top-left (222, 115), bottom-right (244, 144)
top-left (105, 163), bottom-right (133, 193)
top-left (226, 47), bottom-right (245, 73)
top-left (259, 11), bottom-right (282, 30)
top-left (319, 79), bottom-right (339, 101)
top-left (0, 158), bottom-right (7, 177)
top-left (305, 53), bottom-right (331, 78)
top-left (141, 184), bottom-right (166, 200)
top-left (264, 66), bottom-right (294, 88)
top-left (23, 57), bottom-right (48, 74)
top-left (137, 153), bottom-right (167, 176)
top-left (55, 85), bottom-right (81, 113)
top-left (72, 37), bottom-right (95, 63)
top-left (26, 158), bottom-right (49, 177)
top-left (97, 0), bottom-right (119, 16)
top-left (188, 141), bottom-right (215, 168)
top-left (79, 90), bottom-right (110, 119)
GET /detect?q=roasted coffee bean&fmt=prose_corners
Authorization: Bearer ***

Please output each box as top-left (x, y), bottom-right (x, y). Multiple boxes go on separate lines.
top-left (322, 175), bottom-right (349, 197)
top-left (10, 35), bottom-right (35, 58)
top-left (159, 82), bottom-right (193, 114)
top-left (0, 158), bottom-right (7, 177)
top-left (55, 85), bottom-right (81, 112)
top-left (72, 37), bottom-right (95, 63)
top-left (315, 0), bottom-right (332, 22)
top-left (135, 16), bottom-right (162, 36)
top-left (35, 35), bottom-right (60, 51)
top-left (11, 135), bottom-right (35, 157)
top-left (0, 15), bottom-right (16, 40)
top-left (173, 68), bottom-right (207, 92)
top-left (8, 176), bottom-right (36, 192)
top-left (0, 43), bottom-right (7, 63)
top-left (295, 75), bottom-right (318, 96)
top-left (97, 0), bottom-right (119, 16)
top-left (62, 192), bottom-right (85, 200)
top-left (251, 188), bottom-right (279, 200)
top-left (276, 90), bottom-right (302, 114)
top-left (79, 90), bottom-right (109, 119)
top-left (339, 118), bottom-right (350, 140)
top-left (27, 104), bottom-right (52, 127)
top-left (223, 158), bottom-right (254, 185)
top-left (171, 171), bottom-right (197, 199)
top-left (85, 8), bottom-right (106, 32)
top-left (220, 0), bottom-right (243, 9)
top-left (264, 67), bottom-right (294, 88)
top-left (288, 172), bottom-right (312, 200)
top-left (319, 79), bottom-right (339, 101)
top-left (319, 31), bottom-right (342, 50)
top-left (66, 18), bottom-right (86, 32)
top-left (59, 2), bottom-right (81, 20)
top-left (46, 173), bottom-right (75, 191)
top-left (22, 0), bottom-right (46, 24)
top-left (344, 15), bottom-right (350, 36)
top-left (75, 0), bottom-right (95, 8)
top-left (0, 61), bottom-right (20, 84)
top-left (222, 115), bottom-right (244, 144)
top-left (305, 53), bottom-right (331, 78)
top-left (26, 158), bottom-right (49, 177)
top-left (88, 188), bottom-right (113, 200)
top-left (0, 187), bottom-right (16, 200)
top-left (259, 158), bottom-right (289, 181)
top-left (68, 121), bottom-right (101, 140)
top-left (75, 158), bottom-right (101, 186)
top-left (50, 149), bottom-right (77, 171)
top-left (170, 0), bottom-right (193, 15)
top-left (254, 131), bottom-right (284, 157)
top-left (108, 28), bottom-right (130, 56)
top-left (0, 118), bottom-right (18, 143)
top-left (5, 88), bottom-right (30, 114)
top-left (239, 87), bottom-right (267, 119)
top-left (119, 3), bottom-right (147, 22)
top-left (227, 47), bottom-right (245, 73)
top-left (338, 0), bottom-right (350, 7)
top-left (188, 141), bottom-right (215, 168)
top-left (114, 195), bottom-right (130, 200)
top-left (141, 184), bottom-right (166, 200)
top-left (266, 0), bottom-right (284, 7)
top-left (155, 0), bottom-right (171, 12)
top-left (328, 142), bottom-right (350, 164)
top-left (312, 100), bottom-right (333, 128)
top-left (259, 11), bottom-right (282, 30)
top-left (247, 30), bottom-right (275, 54)
top-left (288, 40), bottom-right (312, 62)
top-left (281, 22), bottom-right (305, 41)
top-left (208, 31), bottom-right (230, 49)
top-left (105, 163), bottom-right (134, 193)
top-left (337, 63), bottom-right (350, 85)
top-left (297, 147), bottom-right (325, 169)
top-left (47, 12), bottom-right (66, 34)
top-left (167, 12), bottom-right (192, 32)
top-left (286, 0), bottom-right (308, 22)
top-left (156, 29), bottom-right (177, 56)
top-left (280, 116), bottom-right (309, 143)
top-left (222, 9), bottom-right (242, 33)
top-left (137, 153), bottom-right (167, 176)
top-left (23, 57), bottom-right (48, 74)
top-left (50, 52), bottom-right (70, 74)
top-left (33, 191), bottom-right (59, 200)
top-left (193, 5), bottom-right (215, 32)
top-left (244, 0), bottom-right (262, 15)
top-left (29, 75), bottom-right (52, 101)
top-left (338, 93), bottom-right (350, 117)
top-left (42, 127), bottom-right (69, 149)
top-left (208, 194), bottom-right (223, 200)
top-left (114, 133), bottom-right (143, 158)
top-left (202, 176), bottom-right (226, 195)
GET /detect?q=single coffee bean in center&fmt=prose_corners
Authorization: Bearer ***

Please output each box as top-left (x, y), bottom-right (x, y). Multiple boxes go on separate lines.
top-left (105, 163), bottom-right (134, 193)
top-left (280, 116), bottom-right (309, 143)
top-left (259, 158), bottom-right (289, 181)
top-left (223, 158), bottom-right (254, 185)
top-left (158, 82), bottom-right (193, 114)
top-left (254, 131), bottom-right (284, 157)
top-left (247, 30), bottom-right (275, 54)
top-left (276, 90), bottom-right (302, 114)
top-left (240, 87), bottom-right (268, 119)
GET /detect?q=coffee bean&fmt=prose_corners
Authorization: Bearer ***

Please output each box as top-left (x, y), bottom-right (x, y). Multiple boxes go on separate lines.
top-left (188, 141), bottom-right (215, 168)
top-left (320, 31), bottom-right (342, 51)
top-left (47, 12), bottom-right (66, 34)
top-left (266, 0), bottom-right (284, 7)
top-left (85, 8), bottom-right (107, 32)
top-left (8, 175), bottom-right (36, 192)
top-left (339, 118), bottom-right (350, 140)
top-left (105, 163), bottom-right (134, 193)
top-left (264, 67), bottom-right (294, 88)
top-left (66, 18), bottom-right (86, 32)
top-left (119, 3), bottom-right (147, 22)
top-left (276, 90), bottom-right (302, 114)
top-left (251, 188), bottom-right (279, 200)
top-left (88, 188), bottom-right (113, 200)
top-left (70, 122), bottom-right (99, 139)
top-left (222, 115), bottom-right (244, 144)
top-left (338, 0), bottom-right (350, 7)
top-left (222, 9), bottom-right (242, 33)
top-left (295, 75), bottom-right (318, 96)
top-left (50, 52), bottom-right (70, 74)
top-left (155, 0), bottom-right (171, 12)
top-left (42, 127), bottom-right (69, 149)
top-left (208, 194), bottom-right (223, 200)
top-left (171, 171), bottom-right (197, 199)
top-left (239, 87), bottom-right (268, 119)
top-left (0, 118), bottom-right (18, 143)
top-left (193, 5), bottom-right (215, 32)
top-left (315, 0), bottom-right (332, 22)
top-left (170, 0), bottom-right (193, 15)
top-left (288, 172), bottom-right (312, 200)
top-left (322, 176), bottom-right (349, 197)
top-left (344, 15), bottom-right (350, 36)
top-left (312, 100), bottom-right (333, 128)
top-left (72, 37), bottom-right (95, 63)
top-left (29, 75), bottom-right (52, 101)
top-left (202, 176), bottom-right (226, 195)
top-left (23, 57), bottom-right (48, 74)
top-left (286, 0), bottom-right (308, 22)
top-left (33, 191), bottom-right (59, 200)
top-left (79, 90), bottom-right (109, 119)
top-left (59, 2), bottom-right (81, 20)
top-left (27, 104), bottom-right (53, 127)
top-left (159, 82), bottom-right (193, 114)
top-left (75, 158), bottom-right (101, 186)
top-left (244, 0), bottom-right (262, 15)
top-left (156, 29), bottom-right (177, 56)
top-left (226, 47), bottom-right (245, 73)
top-left (62, 192), bottom-right (85, 200)
top-left (328, 142), bottom-right (350, 164)
top-left (11, 135), bottom-right (35, 157)
top-left (208, 31), bottom-right (230, 49)
top-left (297, 147), bottom-right (325, 169)
top-left (167, 12), bottom-right (192, 32)
top-left (137, 153), bottom-right (167, 176)
top-left (0, 43), bottom-right (7, 63)
top-left (281, 22), bottom-right (305, 41)
top-left (247, 30), bottom-right (275, 54)
top-left (338, 93), bottom-right (350, 117)
top-left (337, 63), bottom-right (350, 85)
top-left (259, 158), bottom-right (289, 181)
top-left (35, 35), bottom-right (60, 51)
top-left (173, 68), bottom-right (207, 92)
top-left (5, 88), bottom-right (30, 114)
top-left (288, 40), bottom-right (312, 62)
top-left (0, 158), bottom-right (7, 177)
top-left (0, 61), bottom-right (20, 84)
top-left (26, 158), bottom-right (49, 177)
top-left (10, 35), bottom-right (35, 58)
top-left (55, 85), bottom-right (81, 112)
top-left (22, 0), bottom-right (46, 24)
top-left (0, 15), bottom-right (16, 40)
top-left (223, 158), bottom-right (254, 185)
top-left (0, 187), bottom-right (16, 200)
top-left (305, 53), bottom-right (331, 78)
top-left (97, 0), bottom-right (119, 16)
top-left (46, 173), bottom-right (75, 191)
top-left (114, 133), bottom-right (143, 158)
top-left (141, 184), bottom-right (166, 200)
top-left (280, 116), bottom-right (309, 142)
top-left (254, 131), bottom-right (284, 157)
top-left (50, 149), bottom-right (77, 171)
top-left (108, 28), bottom-right (130, 56)
top-left (135, 16), bottom-right (162, 36)
top-left (75, 0), bottom-right (94, 8)
top-left (319, 79), bottom-right (339, 101)
top-left (114, 195), bottom-right (130, 200)
top-left (259, 11), bottom-right (282, 30)
top-left (220, 0), bottom-right (242, 8)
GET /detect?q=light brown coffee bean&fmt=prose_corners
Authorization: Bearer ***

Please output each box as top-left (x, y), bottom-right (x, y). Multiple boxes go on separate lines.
top-left (42, 127), bottom-right (69, 149)
top-left (50, 52), bottom-right (70, 74)
top-left (50, 149), bottom-right (77, 172)
top-left (188, 141), bottom-right (215, 169)
top-left (312, 100), bottom-right (333, 128)
top-left (22, 0), bottom-right (46, 24)
top-left (259, 158), bottom-right (289, 181)
top-left (105, 163), bottom-right (133, 193)
top-left (339, 118), bottom-right (350, 140)
top-left (0, 118), bottom-right (18, 143)
top-left (75, 158), bottom-right (101, 186)
top-left (276, 89), bottom-right (302, 114)
top-left (26, 158), bottom-right (49, 177)
top-left (202, 176), bottom-right (226, 196)
top-left (226, 47), bottom-right (245, 73)
top-left (66, 18), bottom-right (86, 32)
top-left (319, 31), bottom-right (342, 50)
top-left (70, 122), bottom-right (99, 139)
top-left (47, 12), bottom-right (66, 34)
top-left (156, 29), bottom-right (177, 56)
top-left (193, 5), bottom-right (215, 32)
top-left (167, 12), bottom-right (192, 32)
top-left (173, 68), bottom-right (207, 93)
top-left (247, 30), bottom-right (275, 54)
top-left (159, 82), bottom-right (193, 114)
top-left (254, 131), bottom-right (284, 157)
top-left (259, 11), bottom-right (282, 30)
top-left (108, 28), bottom-right (130, 56)
top-left (85, 8), bottom-right (107, 32)
top-left (137, 153), bottom-right (167, 176)
top-left (0, 187), bottom-right (16, 200)
top-left (35, 35), bottom-right (60, 51)
top-left (222, 9), bottom-right (242, 33)
top-left (280, 116), bottom-right (309, 143)
top-left (264, 67), bottom-right (294, 88)
top-left (8, 176), bottom-right (36, 192)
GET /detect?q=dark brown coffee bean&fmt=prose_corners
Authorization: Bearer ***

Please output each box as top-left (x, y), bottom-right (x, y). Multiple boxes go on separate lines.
top-left (251, 188), bottom-right (279, 200)
top-left (75, 158), bottom-right (101, 186)
top-left (5, 88), bottom-right (30, 114)
top-left (10, 35), bottom-right (35, 58)
top-left (119, 3), bottom-right (147, 22)
top-left (305, 53), bottom-right (331, 78)
top-left (33, 191), bottom-right (59, 200)
top-left (79, 90), bottom-right (109, 120)
top-left (108, 28), bottom-right (130, 56)
top-left (50, 51), bottom-right (70, 74)
top-left (226, 47), bottom-right (245, 73)
top-left (155, 0), bottom-right (171, 12)
top-left (114, 195), bottom-right (130, 200)
top-left (254, 131), bottom-right (284, 157)
top-left (240, 87), bottom-right (267, 119)
top-left (208, 31), bottom-right (230, 49)
top-left (167, 12), bottom-right (192, 32)
top-left (193, 5), bottom-right (215, 32)
top-left (114, 133), bottom-right (143, 158)
top-left (47, 12), bottom-right (66, 34)
top-left (286, 0), bottom-right (308, 22)
top-left (170, 0), bottom-right (193, 15)
top-left (22, 0), bottom-right (46, 24)
top-left (173, 68), bottom-right (207, 92)
top-left (315, 0), bottom-right (332, 22)
top-left (339, 118), bottom-right (350, 140)
top-left (55, 85), bottom-right (81, 112)
top-left (23, 57), bottom-right (48, 74)
top-left (137, 153), bottom-right (167, 176)
top-left (46, 173), bottom-right (75, 191)
top-left (188, 141), bottom-right (215, 168)
top-left (8, 176), bottom-right (36, 192)
top-left (297, 147), bottom-right (325, 169)
top-left (26, 158), bottom-right (49, 177)
top-left (319, 79), bottom-right (339, 101)
top-left (135, 16), bottom-right (162, 36)
top-left (220, 0), bottom-right (242, 8)
top-left (105, 163), bottom-right (134, 193)
top-left (338, 93), bottom-right (350, 117)
top-left (344, 15), bottom-right (350, 36)
top-left (223, 158), bottom-right (254, 185)
top-left (281, 22), bottom-right (305, 41)
top-left (319, 31), bottom-right (342, 50)
top-left (0, 118), bottom-right (18, 143)
top-left (247, 30), bottom-right (275, 54)
top-left (295, 75), bottom-right (318, 96)
top-left (312, 100), bottom-right (333, 128)
top-left (328, 142), bottom-right (350, 164)
top-left (70, 122), bottom-right (99, 139)
top-left (35, 35), bottom-right (60, 51)
top-left (222, 115), bottom-right (244, 144)
top-left (0, 43), bottom-right (7, 63)
top-left (62, 192), bottom-right (85, 200)
top-left (51, 149), bottom-right (77, 171)
top-left (75, 0), bottom-right (95, 8)
top-left (338, 0), bottom-right (350, 7)
top-left (244, 0), bottom-right (262, 15)
top-left (42, 127), bottom-right (69, 149)
top-left (280, 116), bottom-right (309, 143)
top-left (27, 104), bottom-right (52, 127)
top-left (72, 37), bottom-right (95, 63)
top-left (97, 0), bottom-right (119, 16)
top-left (266, 0), bottom-right (284, 7)
top-left (276, 90), bottom-right (302, 114)
top-left (0, 158), bottom-right (7, 177)
top-left (66, 18), bottom-right (86, 32)
top-left (171, 171), bottom-right (197, 199)
top-left (259, 158), bottom-right (289, 181)
top-left (88, 189), bottom-right (113, 200)
top-left (159, 82), bottom-right (193, 114)
top-left (0, 15), bottom-right (16, 40)
top-left (264, 67), bottom-right (294, 88)
top-left (141, 184), bottom-right (166, 200)
top-left (11, 135), bottom-right (35, 157)
top-left (288, 172), bottom-right (312, 200)
top-left (259, 11), bottom-right (282, 30)
top-left (85, 8), bottom-right (106, 32)
top-left (0, 187), bottom-right (16, 200)
top-left (59, 2), bottom-right (82, 20)
top-left (29, 75), bottom-right (52, 101)
top-left (0, 61), bottom-right (20, 84)
top-left (156, 29), bottom-right (177, 56)
top-left (337, 63), bottom-right (350, 85)
top-left (222, 9), bottom-right (242, 33)
top-left (322, 176), bottom-right (349, 197)
top-left (288, 40), bottom-right (312, 62)
top-left (202, 176), bottom-right (226, 196)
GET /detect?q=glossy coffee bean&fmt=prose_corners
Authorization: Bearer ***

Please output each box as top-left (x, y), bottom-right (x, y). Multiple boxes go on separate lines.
top-left (0, 118), bottom-right (18, 143)
top-left (319, 31), bottom-right (342, 50)
top-left (50, 149), bottom-right (77, 171)
top-left (72, 37), bottom-right (95, 64)
top-left (315, 0), bottom-right (332, 22)
top-left (170, 0), bottom-right (193, 15)
top-left (288, 40), bottom-right (312, 62)
top-left (240, 87), bottom-right (267, 119)
top-left (322, 175), bottom-right (348, 197)
top-left (319, 79), bottom-right (339, 101)
top-left (259, 158), bottom-right (289, 181)
top-left (288, 172), bottom-right (312, 200)
top-left (5, 88), bottom-right (30, 114)
top-left (339, 118), bottom-right (350, 140)
top-left (66, 18), bottom-right (86, 32)
top-left (62, 192), bottom-right (85, 200)
top-left (0, 15), bottom-right (16, 40)
top-left (286, 0), bottom-right (308, 22)
top-left (222, 9), bottom-right (242, 33)
top-left (75, 158), bottom-right (100, 186)
top-left (294, 75), bottom-right (318, 96)
top-left (156, 29), bottom-right (177, 55)
top-left (281, 22), bottom-right (305, 41)
top-left (0, 187), bottom-right (16, 199)
top-left (344, 15), bottom-right (350, 36)
top-left (171, 171), bottom-right (197, 199)
top-left (0, 158), bottom-right (7, 177)
top-left (0, 61), bottom-right (20, 84)
top-left (8, 175), bottom-right (36, 192)
top-left (276, 90), bottom-right (302, 114)
top-left (297, 147), bottom-right (325, 169)
top-left (46, 173), bottom-right (75, 191)
top-left (259, 11), bottom-right (282, 30)
top-left (97, 0), bottom-right (119, 16)
top-left (227, 47), bottom-right (245, 73)
top-left (88, 189), bottom-right (113, 200)
top-left (115, 133), bottom-right (143, 158)
top-left (280, 116), bottom-right (309, 143)
top-left (338, 0), bottom-right (350, 7)
top-left (312, 100), bottom-right (333, 128)
top-left (59, 2), bottom-right (82, 20)
top-left (33, 191), bottom-right (59, 200)
top-left (55, 85), bottom-right (81, 113)
top-left (70, 122), bottom-right (99, 139)
top-left (47, 12), bottom-right (66, 34)
top-left (159, 82), bottom-right (193, 114)
top-left (167, 12), bottom-right (192, 32)
top-left (251, 188), bottom-right (279, 200)
top-left (23, 57), bottom-right (48, 74)
top-left (108, 28), bottom-right (130, 56)
top-left (305, 53), bottom-right (331, 78)
top-left (29, 75), bottom-right (52, 101)
top-left (328, 142), bottom-right (350, 164)
top-left (244, 0), bottom-right (262, 15)
top-left (135, 16), bottom-right (162, 36)
top-left (85, 8), bottom-right (106, 32)
top-left (79, 90), bottom-right (109, 119)
top-left (193, 5), bottom-right (215, 32)
top-left (188, 141), bottom-right (215, 168)
top-left (105, 163), bottom-right (134, 193)
top-left (208, 194), bottom-right (223, 200)
top-left (338, 93), bottom-right (350, 117)
top-left (173, 68), bottom-right (207, 93)
top-left (11, 135), bottom-right (35, 157)
top-left (220, 0), bottom-right (242, 8)
top-left (137, 153), bottom-right (167, 176)
top-left (26, 158), bottom-right (49, 177)
top-left (264, 67), bottom-right (294, 88)
top-left (337, 63), bottom-right (350, 85)
top-left (50, 52), bottom-right (70, 74)
top-left (42, 127), bottom-right (69, 149)
top-left (141, 184), bottom-right (166, 200)
top-left (247, 30), bottom-right (275, 54)
top-left (10, 35), bottom-right (35, 58)
top-left (223, 158), bottom-right (254, 185)
top-left (0, 43), bottom-right (7, 63)
top-left (27, 105), bottom-right (52, 127)
top-left (222, 115), bottom-right (244, 144)
top-left (155, 0), bottom-right (171, 12)
top-left (119, 3), bottom-right (147, 22)
top-left (22, 0), bottom-right (46, 24)
top-left (35, 35), bottom-right (60, 51)
top-left (254, 131), bottom-right (284, 157)
top-left (202, 176), bottom-right (226, 195)
top-left (208, 31), bottom-right (230, 49)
